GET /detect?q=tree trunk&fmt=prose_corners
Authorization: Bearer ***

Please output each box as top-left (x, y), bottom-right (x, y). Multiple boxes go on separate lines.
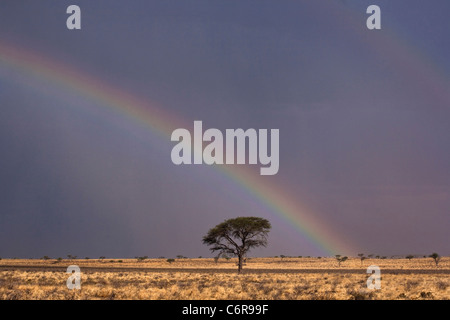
top-left (237, 254), bottom-right (243, 273)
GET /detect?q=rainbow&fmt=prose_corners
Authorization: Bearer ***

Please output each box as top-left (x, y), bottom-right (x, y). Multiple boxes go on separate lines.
top-left (0, 33), bottom-right (368, 256)
top-left (0, 40), bottom-right (356, 255)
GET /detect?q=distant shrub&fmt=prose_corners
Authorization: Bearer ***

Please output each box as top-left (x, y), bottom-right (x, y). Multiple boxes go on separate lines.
top-left (357, 253), bottom-right (366, 266)
top-left (118, 260), bottom-right (123, 263)
top-left (137, 256), bottom-right (148, 262)
top-left (429, 253), bottom-right (441, 267)
top-left (167, 258), bottom-right (175, 264)
top-left (335, 255), bottom-right (348, 267)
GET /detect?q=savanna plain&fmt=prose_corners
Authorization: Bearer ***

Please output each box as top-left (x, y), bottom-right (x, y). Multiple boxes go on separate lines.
top-left (0, 257), bottom-right (448, 300)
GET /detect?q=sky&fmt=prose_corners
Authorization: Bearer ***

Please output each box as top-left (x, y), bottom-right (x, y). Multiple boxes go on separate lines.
top-left (0, 0), bottom-right (449, 259)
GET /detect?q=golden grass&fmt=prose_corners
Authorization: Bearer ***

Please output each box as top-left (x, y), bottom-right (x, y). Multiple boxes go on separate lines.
top-left (0, 257), bottom-right (448, 300)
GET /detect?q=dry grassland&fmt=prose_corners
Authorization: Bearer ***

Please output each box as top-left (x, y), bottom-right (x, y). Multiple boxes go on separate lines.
top-left (0, 257), bottom-right (448, 300)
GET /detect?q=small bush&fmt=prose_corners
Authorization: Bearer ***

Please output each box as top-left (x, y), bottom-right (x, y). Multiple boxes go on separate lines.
top-left (167, 258), bottom-right (175, 264)
top-left (420, 291), bottom-right (433, 299)
top-left (429, 253), bottom-right (441, 266)
top-left (335, 255), bottom-right (348, 267)
top-left (136, 256), bottom-right (148, 262)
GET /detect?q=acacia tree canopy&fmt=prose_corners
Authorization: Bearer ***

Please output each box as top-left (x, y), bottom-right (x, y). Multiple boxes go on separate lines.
top-left (202, 217), bottom-right (271, 273)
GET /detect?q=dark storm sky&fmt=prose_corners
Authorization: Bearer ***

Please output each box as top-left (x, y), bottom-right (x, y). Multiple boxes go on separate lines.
top-left (0, 0), bottom-right (449, 258)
